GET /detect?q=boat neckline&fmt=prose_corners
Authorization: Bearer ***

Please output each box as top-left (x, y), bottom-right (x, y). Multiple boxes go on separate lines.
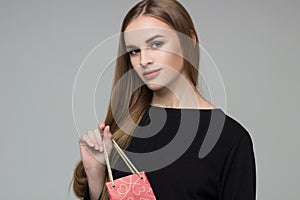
top-left (149, 104), bottom-right (222, 111)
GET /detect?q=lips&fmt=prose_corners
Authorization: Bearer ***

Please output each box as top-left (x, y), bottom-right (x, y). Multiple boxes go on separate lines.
top-left (142, 68), bottom-right (162, 80)
top-left (143, 68), bottom-right (162, 75)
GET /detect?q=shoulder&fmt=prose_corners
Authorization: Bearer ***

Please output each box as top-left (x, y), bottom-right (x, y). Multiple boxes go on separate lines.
top-left (195, 108), bottom-right (254, 158)
top-left (219, 111), bottom-right (254, 151)
top-left (204, 109), bottom-right (254, 155)
top-left (196, 109), bottom-right (255, 168)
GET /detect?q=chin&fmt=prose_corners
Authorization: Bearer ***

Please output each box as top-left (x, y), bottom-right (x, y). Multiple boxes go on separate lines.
top-left (145, 82), bottom-right (166, 91)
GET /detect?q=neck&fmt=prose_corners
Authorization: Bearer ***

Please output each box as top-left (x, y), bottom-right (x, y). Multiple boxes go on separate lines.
top-left (151, 74), bottom-right (211, 109)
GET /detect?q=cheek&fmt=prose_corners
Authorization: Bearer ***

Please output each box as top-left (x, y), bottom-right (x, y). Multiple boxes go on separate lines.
top-left (129, 56), bottom-right (139, 68)
top-left (131, 64), bottom-right (143, 78)
top-left (171, 54), bottom-right (184, 68)
top-left (160, 52), bottom-right (184, 71)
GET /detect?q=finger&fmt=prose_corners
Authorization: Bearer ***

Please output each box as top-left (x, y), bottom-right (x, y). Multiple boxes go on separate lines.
top-left (98, 121), bottom-right (105, 130)
top-left (94, 128), bottom-right (103, 151)
top-left (104, 125), bottom-right (112, 140)
top-left (87, 130), bottom-right (99, 150)
top-left (103, 126), bottom-right (113, 155)
top-left (99, 125), bottom-right (108, 151)
top-left (103, 125), bottom-right (112, 149)
top-left (80, 134), bottom-right (95, 148)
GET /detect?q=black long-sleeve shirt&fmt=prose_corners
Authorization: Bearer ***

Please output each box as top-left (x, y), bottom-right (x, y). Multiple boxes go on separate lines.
top-left (84, 105), bottom-right (256, 199)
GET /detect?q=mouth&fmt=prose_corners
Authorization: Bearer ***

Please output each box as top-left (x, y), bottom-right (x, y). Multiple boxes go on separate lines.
top-left (143, 68), bottom-right (162, 80)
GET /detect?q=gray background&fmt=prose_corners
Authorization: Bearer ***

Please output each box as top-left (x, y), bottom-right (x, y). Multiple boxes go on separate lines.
top-left (1, 0), bottom-right (299, 199)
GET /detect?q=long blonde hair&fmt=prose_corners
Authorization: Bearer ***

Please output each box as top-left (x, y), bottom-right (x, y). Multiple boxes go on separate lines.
top-left (71, 0), bottom-right (200, 199)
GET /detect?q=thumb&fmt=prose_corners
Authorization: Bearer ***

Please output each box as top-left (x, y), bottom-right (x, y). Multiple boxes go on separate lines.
top-left (98, 121), bottom-right (105, 130)
top-left (104, 125), bottom-right (112, 139)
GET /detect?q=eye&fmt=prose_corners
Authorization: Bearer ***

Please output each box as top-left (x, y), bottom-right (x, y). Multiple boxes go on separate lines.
top-left (150, 41), bottom-right (163, 49)
top-left (128, 49), bottom-right (140, 56)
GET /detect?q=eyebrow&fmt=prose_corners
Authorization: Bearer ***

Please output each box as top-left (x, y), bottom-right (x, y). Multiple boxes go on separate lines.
top-left (125, 34), bottom-right (165, 49)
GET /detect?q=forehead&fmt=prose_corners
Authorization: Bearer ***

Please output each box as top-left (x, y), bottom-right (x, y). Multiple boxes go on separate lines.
top-left (124, 15), bottom-right (176, 44)
top-left (125, 15), bottom-right (172, 31)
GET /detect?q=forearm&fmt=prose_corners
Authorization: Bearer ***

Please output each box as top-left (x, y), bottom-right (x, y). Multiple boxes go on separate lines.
top-left (86, 165), bottom-right (106, 200)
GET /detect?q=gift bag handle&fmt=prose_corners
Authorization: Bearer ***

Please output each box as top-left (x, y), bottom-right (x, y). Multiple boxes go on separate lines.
top-left (103, 139), bottom-right (143, 187)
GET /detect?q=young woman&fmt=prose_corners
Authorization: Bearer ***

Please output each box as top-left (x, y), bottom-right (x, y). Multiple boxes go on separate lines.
top-left (72, 0), bottom-right (256, 199)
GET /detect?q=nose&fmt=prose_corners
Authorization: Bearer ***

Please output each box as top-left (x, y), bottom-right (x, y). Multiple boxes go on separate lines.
top-left (139, 48), bottom-right (153, 67)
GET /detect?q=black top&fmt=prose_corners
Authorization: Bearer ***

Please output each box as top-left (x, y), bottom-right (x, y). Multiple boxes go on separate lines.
top-left (84, 105), bottom-right (256, 200)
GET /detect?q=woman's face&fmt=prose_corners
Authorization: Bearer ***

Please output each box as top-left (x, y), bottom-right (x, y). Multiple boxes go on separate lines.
top-left (124, 15), bottom-right (187, 91)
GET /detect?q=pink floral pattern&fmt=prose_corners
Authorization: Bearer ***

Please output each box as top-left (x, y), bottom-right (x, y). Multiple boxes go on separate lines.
top-left (106, 171), bottom-right (156, 200)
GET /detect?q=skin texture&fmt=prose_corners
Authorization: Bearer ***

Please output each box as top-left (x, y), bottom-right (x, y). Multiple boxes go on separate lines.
top-left (79, 122), bottom-right (112, 200)
top-left (124, 15), bottom-right (215, 109)
top-left (124, 15), bottom-right (187, 91)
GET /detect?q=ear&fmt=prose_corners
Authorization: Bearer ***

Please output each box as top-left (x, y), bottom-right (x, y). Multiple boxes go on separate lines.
top-left (190, 29), bottom-right (197, 47)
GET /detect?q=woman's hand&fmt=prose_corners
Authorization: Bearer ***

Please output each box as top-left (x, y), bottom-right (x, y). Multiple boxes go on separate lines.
top-left (79, 121), bottom-right (113, 171)
top-left (78, 121), bottom-right (113, 200)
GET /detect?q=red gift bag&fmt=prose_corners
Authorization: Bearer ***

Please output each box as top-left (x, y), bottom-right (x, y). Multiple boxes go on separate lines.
top-left (103, 139), bottom-right (157, 200)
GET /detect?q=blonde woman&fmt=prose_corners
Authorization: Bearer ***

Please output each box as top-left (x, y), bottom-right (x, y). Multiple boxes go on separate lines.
top-left (72, 0), bottom-right (256, 199)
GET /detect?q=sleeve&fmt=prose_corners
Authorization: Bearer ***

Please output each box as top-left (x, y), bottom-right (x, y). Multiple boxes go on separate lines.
top-left (219, 134), bottom-right (256, 200)
top-left (83, 186), bottom-right (90, 200)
